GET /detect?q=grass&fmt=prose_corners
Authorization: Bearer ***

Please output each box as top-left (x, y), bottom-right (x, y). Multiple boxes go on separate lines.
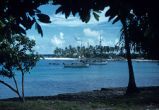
top-left (0, 87), bottom-right (159, 110)
top-left (0, 100), bottom-right (159, 110)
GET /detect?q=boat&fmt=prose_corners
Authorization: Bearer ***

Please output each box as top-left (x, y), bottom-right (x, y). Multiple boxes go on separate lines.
top-left (49, 62), bottom-right (60, 65)
top-left (88, 58), bottom-right (108, 65)
top-left (91, 60), bottom-right (108, 65)
top-left (63, 62), bottom-right (89, 68)
top-left (63, 37), bottom-right (90, 68)
top-left (88, 35), bottom-right (108, 65)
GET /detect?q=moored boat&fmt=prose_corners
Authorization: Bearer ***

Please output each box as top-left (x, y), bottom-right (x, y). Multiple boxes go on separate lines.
top-left (63, 62), bottom-right (89, 68)
top-left (91, 61), bottom-right (108, 65)
top-left (85, 58), bottom-right (108, 65)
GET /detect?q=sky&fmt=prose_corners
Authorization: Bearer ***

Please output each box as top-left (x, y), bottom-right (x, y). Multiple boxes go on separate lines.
top-left (27, 4), bottom-right (122, 54)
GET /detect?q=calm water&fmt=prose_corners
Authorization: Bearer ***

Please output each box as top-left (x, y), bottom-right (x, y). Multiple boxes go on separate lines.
top-left (0, 59), bottom-right (159, 99)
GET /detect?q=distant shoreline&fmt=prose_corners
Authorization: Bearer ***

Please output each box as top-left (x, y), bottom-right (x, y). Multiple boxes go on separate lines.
top-left (43, 57), bottom-right (159, 62)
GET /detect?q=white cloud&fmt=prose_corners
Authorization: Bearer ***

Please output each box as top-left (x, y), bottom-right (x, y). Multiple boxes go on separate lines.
top-left (40, 14), bottom-right (85, 27)
top-left (83, 28), bottom-right (101, 38)
top-left (51, 32), bottom-right (65, 47)
top-left (40, 7), bottom-right (109, 27)
top-left (52, 15), bottom-right (85, 27)
top-left (59, 32), bottom-right (64, 39)
top-left (83, 28), bottom-right (103, 40)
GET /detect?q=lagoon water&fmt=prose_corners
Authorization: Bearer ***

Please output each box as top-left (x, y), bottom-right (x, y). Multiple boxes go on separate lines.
top-left (0, 59), bottom-right (159, 99)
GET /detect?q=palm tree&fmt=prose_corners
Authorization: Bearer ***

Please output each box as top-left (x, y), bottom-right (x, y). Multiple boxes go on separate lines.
top-left (120, 18), bottom-right (139, 94)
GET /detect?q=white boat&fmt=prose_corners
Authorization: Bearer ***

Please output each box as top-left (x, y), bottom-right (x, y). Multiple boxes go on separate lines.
top-left (86, 58), bottom-right (108, 65)
top-left (91, 61), bottom-right (108, 65)
top-left (63, 62), bottom-right (89, 68)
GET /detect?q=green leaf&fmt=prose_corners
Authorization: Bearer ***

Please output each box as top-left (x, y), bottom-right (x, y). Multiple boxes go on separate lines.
top-left (18, 26), bottom-right (26, 35)
top-left (56, 6), bottom-right (63, 14)
top-left (85, 14), bottom-right (90, 23)
top-left (12, 25), bottom-right (26, 35)
top-left (112, 16), bottom-right (120, 24)
top-left (79, 9), bottom-right (91, 23)
top-left (37, 13), bottom-right (51, 23)
top-left (72, 9), bottom-right (78, 16)
top-left (35, 22), bottom-right (43, 37)
top-left (105, 8), bottom-right (118, 22)
top-left (108, 14), bottom-right (116, 22)
top-left (93, 12), bottom-right (99, 21)
top-left (35, 9), bottom-right (41, 13)
top-left (105, 9), bottom-right (112, 17)
top-left (65, 9), bottom-right (71, 19)
top-left (21, 15), bottom-right (35, 30)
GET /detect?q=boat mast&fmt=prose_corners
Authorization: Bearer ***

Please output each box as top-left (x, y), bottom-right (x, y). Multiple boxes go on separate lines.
top-left (75, 36), bottom-right (82, 58)
top-left (99, 34), bottom-right (102, 47)
top-left (99, 35), bottom-right (103, 58)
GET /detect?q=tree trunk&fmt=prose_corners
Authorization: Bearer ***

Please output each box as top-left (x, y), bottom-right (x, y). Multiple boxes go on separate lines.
top-left (0, 80), bottom-right (21, 98)
top-left (13, 76), bottom-right (21, 99)
top-left (121, 19), bottom-right (139, 94)
top-left (9, 69), bottom-right (21, 99)
top-left (125, 36), bottom-right (139, 94)
top-left (22, 72), bottom-right (25, 102)
top-left (18, 63), bottom-right (25, 102)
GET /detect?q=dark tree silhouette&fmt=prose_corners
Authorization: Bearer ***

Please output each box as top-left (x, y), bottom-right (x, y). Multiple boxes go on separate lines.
top-left (0, 0), bottom-right (51, 38)
top-left (0, 0), bottom-right (51, 102)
